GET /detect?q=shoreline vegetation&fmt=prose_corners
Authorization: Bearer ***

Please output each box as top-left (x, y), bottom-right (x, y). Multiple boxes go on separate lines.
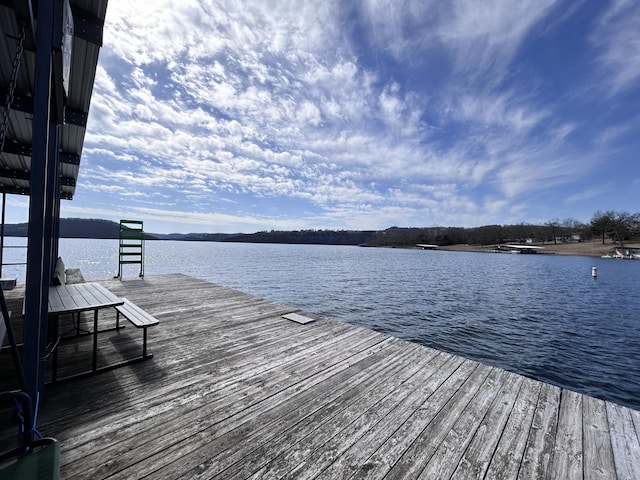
top-left (436, 242), bottom-right (636, 258)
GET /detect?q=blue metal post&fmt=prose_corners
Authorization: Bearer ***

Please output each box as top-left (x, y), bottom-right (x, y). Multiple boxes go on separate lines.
top-left (23, 0), bottom-right (58, 406)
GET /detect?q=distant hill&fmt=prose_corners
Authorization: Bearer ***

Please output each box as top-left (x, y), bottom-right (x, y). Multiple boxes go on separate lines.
top-left (1, 219), bottom-right (380, 245)
top-left (220, 229), bottom-right (380, 245)
top-left (2, 218), bottom-right (157, 239)
top-left (1, 218), bottom-right (240, 241)
top-left (153, 232), bottom-right (238, 241)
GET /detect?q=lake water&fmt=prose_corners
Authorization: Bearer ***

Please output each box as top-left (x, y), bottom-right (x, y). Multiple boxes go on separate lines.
top-left (3, 238), bottom-right (640, 410)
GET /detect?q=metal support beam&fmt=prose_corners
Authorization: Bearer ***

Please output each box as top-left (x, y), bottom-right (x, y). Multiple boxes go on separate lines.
top-left (1, 89), bottom-right (89, 127)
top-left (0, 184), bottom-right (72, 199)
top-left (70, 3), bottom-right (104, 47)
top-left (0, 89), bottom-right (34, 113)
top-left (46, 117), bottom-right (60, 278)
top-left (0, 167), bottom-right (31, 181)
top-left (0, 166), bottom-right (75, 186)
top-left (23, 0), bottom-right (57, 410)
top-left (1, 140), bottom-right (31, 156)
top-left (58, 151), bottom-right (80, 165)
top-left (63, 106), bottom-right (87, 127)
top-left (52, 147), bottom-right (61, 265)
top-left (1, 140), bottom-right (80, 164)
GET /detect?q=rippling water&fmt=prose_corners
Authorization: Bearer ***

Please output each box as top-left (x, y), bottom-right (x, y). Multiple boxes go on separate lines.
top-left (4, 238), bottom-right (640, 409)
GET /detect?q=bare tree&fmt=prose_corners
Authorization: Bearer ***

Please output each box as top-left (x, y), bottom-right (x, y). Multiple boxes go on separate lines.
top-left (545, 219), bottom-right (561, 245)
top-left (590, 211), bottom-right (613, 244)
top-left (609, 211), bottom-right (634, 247)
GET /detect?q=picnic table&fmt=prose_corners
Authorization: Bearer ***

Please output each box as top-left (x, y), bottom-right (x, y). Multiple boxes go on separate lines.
top-left (46, 283), bottom-right (124, 382)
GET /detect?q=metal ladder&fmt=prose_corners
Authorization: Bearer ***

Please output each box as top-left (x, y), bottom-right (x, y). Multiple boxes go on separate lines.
top-left (116, 220), bottom-right (145, 278)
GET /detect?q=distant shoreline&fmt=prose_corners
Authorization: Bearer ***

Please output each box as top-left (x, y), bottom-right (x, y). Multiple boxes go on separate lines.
top-left (4, 230), bottom-right (636, 258)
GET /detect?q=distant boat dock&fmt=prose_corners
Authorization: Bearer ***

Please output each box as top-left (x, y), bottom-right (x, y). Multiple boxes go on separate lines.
top-left (416, 244), bottom-right (439, 250)
top-left (488, 244), bottom-right (550, 254)
top-left (2, 274), bottom-right (638, 478)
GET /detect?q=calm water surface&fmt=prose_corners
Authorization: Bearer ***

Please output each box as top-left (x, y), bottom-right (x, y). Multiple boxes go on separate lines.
top-left (4, 238), bottom-right (640, 409)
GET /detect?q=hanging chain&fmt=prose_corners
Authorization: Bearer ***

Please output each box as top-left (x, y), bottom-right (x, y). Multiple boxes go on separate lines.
top-left (0, 23), bottom-right (27, 160)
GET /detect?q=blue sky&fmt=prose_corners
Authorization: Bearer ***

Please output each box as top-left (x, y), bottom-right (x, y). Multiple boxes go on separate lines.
top-left (12, 0), bottom-right (640, 234)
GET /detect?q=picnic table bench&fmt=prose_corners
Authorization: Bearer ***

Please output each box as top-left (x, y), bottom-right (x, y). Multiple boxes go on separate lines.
top-left (115, 298), bottom-right (159, 360)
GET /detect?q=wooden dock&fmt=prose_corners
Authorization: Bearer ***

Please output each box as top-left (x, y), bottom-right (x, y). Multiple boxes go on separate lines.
top-left (1, 274), bottom-right (639, 478)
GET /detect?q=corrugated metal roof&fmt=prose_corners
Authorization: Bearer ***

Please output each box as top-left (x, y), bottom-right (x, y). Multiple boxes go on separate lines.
top-left (0, 0), bottom-right (108, 200)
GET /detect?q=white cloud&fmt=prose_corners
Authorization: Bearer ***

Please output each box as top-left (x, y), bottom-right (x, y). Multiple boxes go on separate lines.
top-left (361, 0), bottom-right (559, 85)
top-left (453, 90), bottom-right (550, 135)
top-left (565, 184), bottom-right (612, 204)
top-left (594, 123), bottom-right (634, 146)
top-left (592, 0), bottom-right (640, 95)
top-left (439, 0), bottom-right (557, 82)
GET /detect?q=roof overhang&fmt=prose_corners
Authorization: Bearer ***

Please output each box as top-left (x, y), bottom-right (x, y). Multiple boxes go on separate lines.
top-left (0, 0), bottom-right (107, 200)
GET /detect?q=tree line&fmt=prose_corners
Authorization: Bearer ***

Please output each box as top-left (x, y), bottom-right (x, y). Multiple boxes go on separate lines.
top-left (589, 210), bottom-right (640, 245)
top-left (368, 210), bottom-right (640, 247)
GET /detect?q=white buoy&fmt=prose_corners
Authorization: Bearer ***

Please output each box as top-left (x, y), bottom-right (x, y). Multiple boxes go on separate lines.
top-left (592, 266), bottom-right (597, 278)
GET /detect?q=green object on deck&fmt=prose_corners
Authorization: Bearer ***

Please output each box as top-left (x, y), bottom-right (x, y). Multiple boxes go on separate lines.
top-left (116, 220), bottom-right (145, 279)
top-left (0, 439), bottom-right (60, 480)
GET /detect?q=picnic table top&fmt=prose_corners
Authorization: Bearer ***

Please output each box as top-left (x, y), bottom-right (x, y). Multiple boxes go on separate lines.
top-left (47, 283), bottom-right (123, 315)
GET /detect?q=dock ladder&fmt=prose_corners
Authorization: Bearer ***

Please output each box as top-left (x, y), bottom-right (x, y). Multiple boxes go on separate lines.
top-left (116, 220), bottom-right (145, 279)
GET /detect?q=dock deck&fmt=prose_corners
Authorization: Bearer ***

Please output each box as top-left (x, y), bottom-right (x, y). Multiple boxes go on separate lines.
top-left (1, 274), bottom-right (639, 478)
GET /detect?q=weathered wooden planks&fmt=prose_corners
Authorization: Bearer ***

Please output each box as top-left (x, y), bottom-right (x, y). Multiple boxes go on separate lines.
top-left (1, 273), bottom-right (638, 479)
